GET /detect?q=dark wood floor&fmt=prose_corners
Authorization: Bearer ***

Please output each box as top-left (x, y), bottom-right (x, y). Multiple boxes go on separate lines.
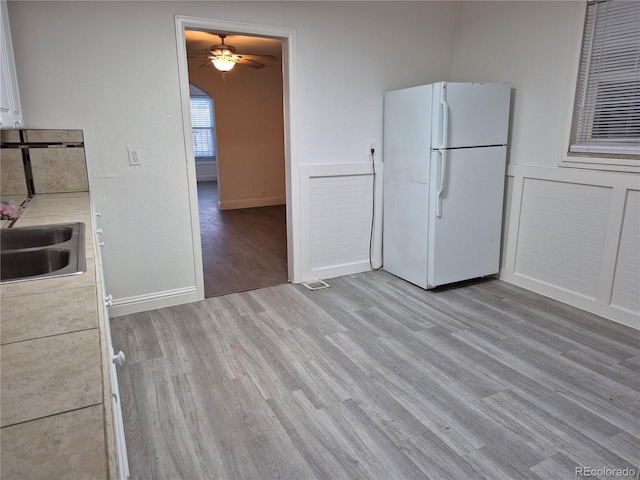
top-left (198, 181), bottom-right (288, 298)
top-left (111, 271), bottom-right (640, 480)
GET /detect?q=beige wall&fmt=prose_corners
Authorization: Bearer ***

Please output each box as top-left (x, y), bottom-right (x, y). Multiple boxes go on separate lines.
top-left (188, 54), bottom-right (286, 209)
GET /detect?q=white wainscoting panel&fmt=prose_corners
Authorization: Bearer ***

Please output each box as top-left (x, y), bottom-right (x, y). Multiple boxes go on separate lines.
top-left (195, 160), bottom-right (217, 182)
top-left (515, 179), bottom-right (612, 299)
top-left (500, 176), bottom-right (514, 271)
top-left (611, 189), bottom-right (640, 314)
top-left (502, 165), bottom-right (640, 329)
top-left (309, 175), bottom-right (372, 269)
top-left (300, 163), bottom-right (383, 282)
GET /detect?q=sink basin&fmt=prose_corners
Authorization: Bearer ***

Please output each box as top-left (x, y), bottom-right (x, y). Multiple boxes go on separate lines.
top-left (1, 225), bottom-right (73, 250)
top-left (1, 248), bottom-right (71, 281)
top-left (0, 222), bottom-right (86, 283)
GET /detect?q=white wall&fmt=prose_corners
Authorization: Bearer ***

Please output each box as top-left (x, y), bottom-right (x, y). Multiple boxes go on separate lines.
top-left (7, 1), bottom-right (636, 326)
top-left (8, 1), bottom-right (458, 314)
top-left (452, 1), bottom-right (580, 167)
top-left (453, 1), bottom-right (640, 329)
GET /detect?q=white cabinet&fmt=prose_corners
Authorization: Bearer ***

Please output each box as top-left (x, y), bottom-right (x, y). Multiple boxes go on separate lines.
top-left (93, 208), bottom-right (130, 480)
top-left (0, 0), bottom-right (23, 129)
top-left (103, 297), bottom-right (130, 480)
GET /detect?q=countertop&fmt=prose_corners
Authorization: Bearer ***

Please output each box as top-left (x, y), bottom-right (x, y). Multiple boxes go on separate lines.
top-left (0, 192), bottom-right (114, 479)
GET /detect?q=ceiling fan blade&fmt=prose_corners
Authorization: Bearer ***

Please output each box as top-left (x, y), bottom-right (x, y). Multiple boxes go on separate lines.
top-left (237, 54), bottom-right (278, 62)
top-left (237, 58), bottom-right (265, 69)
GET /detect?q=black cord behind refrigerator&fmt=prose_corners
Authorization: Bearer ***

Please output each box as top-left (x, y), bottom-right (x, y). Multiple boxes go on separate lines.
top-left (369, 148), bottom-right (383, 270)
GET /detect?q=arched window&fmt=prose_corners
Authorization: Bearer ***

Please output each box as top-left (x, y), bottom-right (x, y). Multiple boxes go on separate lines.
top-left (189, 84), bottom-right (215, 158)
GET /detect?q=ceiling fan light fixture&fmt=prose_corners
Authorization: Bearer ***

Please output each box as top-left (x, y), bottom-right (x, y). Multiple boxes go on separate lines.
top-left (212, 55), bottom-right (237, 72)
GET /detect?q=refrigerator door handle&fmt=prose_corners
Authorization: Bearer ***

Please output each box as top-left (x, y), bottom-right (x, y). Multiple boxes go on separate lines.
top-left (439, 82), bottom-right (449, 149)
top-left (436, 83), bottom-right (449, 218)
top-left (436, 149), bottom-right (447, 218)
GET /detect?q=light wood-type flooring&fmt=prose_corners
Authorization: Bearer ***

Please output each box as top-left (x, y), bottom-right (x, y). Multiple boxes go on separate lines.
top-left (111, 271), bottom-right (640, 480)
top-left (197, 181), bottom-right (288, 298)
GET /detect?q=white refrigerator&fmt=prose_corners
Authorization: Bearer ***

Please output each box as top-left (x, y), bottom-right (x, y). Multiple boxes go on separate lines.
top-left (383, 81), bottom-right (511, 289)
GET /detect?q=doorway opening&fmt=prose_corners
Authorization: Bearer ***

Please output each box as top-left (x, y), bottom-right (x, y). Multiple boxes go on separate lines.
top-left (183, 27), bottom-right (289, 297)
top-left (196, 182), bottom-right (287, 297)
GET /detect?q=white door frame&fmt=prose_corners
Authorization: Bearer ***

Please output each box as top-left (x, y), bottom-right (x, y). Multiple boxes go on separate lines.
top-left (174, 16), bottom-right (300, 299)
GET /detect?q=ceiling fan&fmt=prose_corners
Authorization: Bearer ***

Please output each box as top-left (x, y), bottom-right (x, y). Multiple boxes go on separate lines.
top-left (190, 33), bottom-right (277, 72)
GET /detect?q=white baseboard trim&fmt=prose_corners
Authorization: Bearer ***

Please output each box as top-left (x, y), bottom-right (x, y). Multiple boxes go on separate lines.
top-left (499, 270), bottom-right (639, 330)
top-left (220, 195), bottom-right (286, 210)
top-left (306, 260), bottom-right (372, 283)
top-left (109, 286), bottom-right (202, 317)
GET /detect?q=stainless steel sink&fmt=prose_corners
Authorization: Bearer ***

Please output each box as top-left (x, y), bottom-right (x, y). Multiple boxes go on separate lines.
top-left (0, 223), bottom-right (86, 283)
top-left (1, 225), bottom-right (73, 250)
top-left (1, 248), bottom-right (71, 281)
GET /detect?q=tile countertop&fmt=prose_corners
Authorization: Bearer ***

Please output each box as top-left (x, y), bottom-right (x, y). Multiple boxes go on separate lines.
top-left (0, 192), bottom-right (113, 479)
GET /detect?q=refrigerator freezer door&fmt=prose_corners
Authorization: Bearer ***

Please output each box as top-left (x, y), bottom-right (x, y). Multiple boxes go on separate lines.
top-left (427, 146), bottom-right (507, 288)
top-left (432, 82), bottom-right (511, 149)
top-left (383, 84), bottom-right (433, 288)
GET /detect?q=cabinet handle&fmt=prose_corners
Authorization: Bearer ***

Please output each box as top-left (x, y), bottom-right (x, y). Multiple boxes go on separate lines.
top-left (112, 351), bottom-right (126, 366)
top-left (105, 294), bottom-right (113, 308)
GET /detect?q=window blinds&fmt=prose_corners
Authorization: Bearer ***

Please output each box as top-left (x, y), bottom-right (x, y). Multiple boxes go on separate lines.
top-left (570, 0), bottom-right (640, 156)
top-left (190, 97), bottom-right (215, 157)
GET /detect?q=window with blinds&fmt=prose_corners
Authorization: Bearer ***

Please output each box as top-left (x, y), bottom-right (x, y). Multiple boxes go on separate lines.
top-left (569, 0), bottom-right (640, 158)
top-left (190, 97), bottom-right (215, 158)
